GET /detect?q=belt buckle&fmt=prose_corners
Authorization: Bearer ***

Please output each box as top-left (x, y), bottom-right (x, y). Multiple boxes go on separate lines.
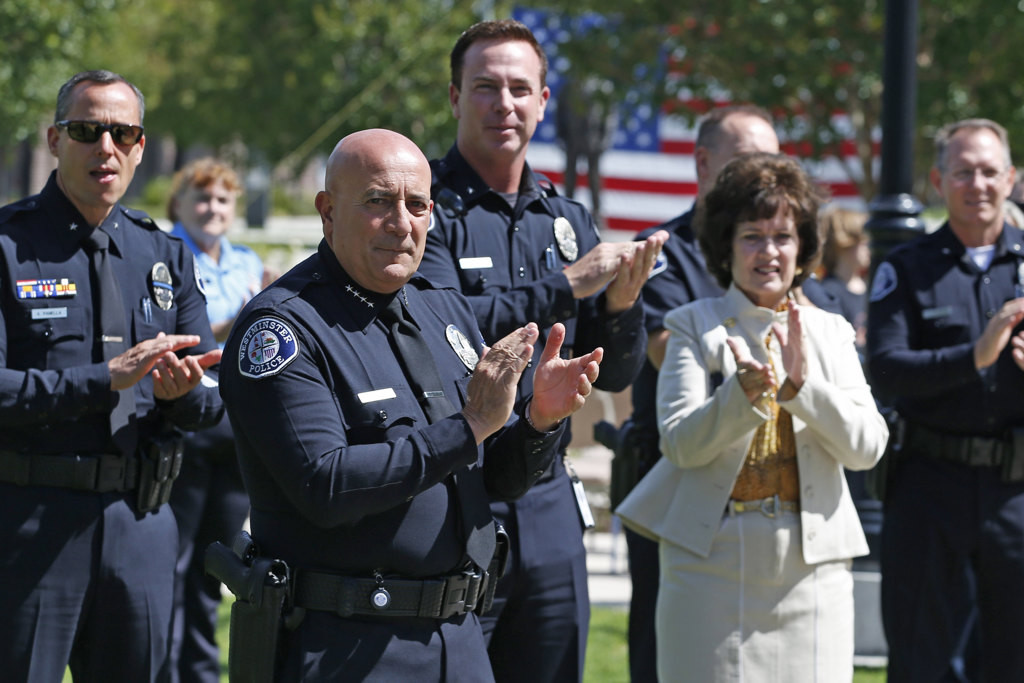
top-left (439, 571), bottom-right (482, 619)
top-left (759, 494), bottom-right (780, 519)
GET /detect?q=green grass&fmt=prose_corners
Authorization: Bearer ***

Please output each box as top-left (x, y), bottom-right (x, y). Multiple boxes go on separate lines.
top-left (209, 601), bottom-right (886, 681)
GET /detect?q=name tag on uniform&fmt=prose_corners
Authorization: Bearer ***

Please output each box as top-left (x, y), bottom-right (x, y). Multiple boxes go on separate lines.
top-left (459, 257), bottom-right (493, 270)
top-left (358, 388), bottom-right (397, 403)
top-left (32, 307), bottom-right (67, 319)
top-left (922, 306), bottom-right (954, 320)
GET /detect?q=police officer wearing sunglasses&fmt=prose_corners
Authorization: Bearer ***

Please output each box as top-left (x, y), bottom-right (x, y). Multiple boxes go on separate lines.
top-left (0, 70), bottom-right (223, 681)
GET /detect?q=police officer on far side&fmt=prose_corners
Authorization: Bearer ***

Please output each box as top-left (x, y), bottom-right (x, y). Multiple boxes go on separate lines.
top-left (217, 129), bottom-right (602, 680)
top-left (868, 118), bottom-right (1024, 681)
top-left (0, 70), bottom-right (223, 681)
top-left (421, 20), bottom-right (667, 682)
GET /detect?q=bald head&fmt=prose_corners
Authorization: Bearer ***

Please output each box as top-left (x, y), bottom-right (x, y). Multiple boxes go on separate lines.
top-left (315, 129), bottom-right (434, 293)
top-left (695, 109), bottom-right (779, 200)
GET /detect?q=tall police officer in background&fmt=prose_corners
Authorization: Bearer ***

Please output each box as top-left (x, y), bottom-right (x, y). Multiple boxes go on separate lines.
top-left (421, 19), bottom-right (667, 682)
top-left (620, 104), bottom-right (781, 682)
top-left (0, 70), bottom-right (223, 682)
top-left (218, 129), bottom-right (603, 681)
top-left (868, 118), bottom-right (1024, 681)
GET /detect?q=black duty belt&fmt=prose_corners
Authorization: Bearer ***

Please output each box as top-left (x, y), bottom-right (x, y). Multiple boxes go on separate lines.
top-left (903, 423), bottom-right (1011, 468)
top-left (0, 451), bottom-right (137, 492)
top-left (294, 568), bottom-right (488, 619)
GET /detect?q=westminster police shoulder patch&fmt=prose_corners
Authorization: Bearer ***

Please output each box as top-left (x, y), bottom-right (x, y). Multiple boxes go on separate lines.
top-left (238, 317), bottom-right (299, 379)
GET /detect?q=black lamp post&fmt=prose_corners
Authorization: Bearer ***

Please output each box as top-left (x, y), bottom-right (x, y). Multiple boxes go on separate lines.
top-left (865, 0), bottom-right (925, 273)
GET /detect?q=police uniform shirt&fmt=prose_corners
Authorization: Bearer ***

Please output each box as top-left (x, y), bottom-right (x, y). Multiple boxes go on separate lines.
top-left (423, 145), bottom-right (647, 415)
top-left (868, 221), bottom-right (1024, 436)
top-left (218, 240), bottom-right (564, 576)
top-left (0, 172), bottom-right (223, 455)
top-left (630, 209), bottom-right (722, 441)
top-left (169, 224), bottom-right (264, 332)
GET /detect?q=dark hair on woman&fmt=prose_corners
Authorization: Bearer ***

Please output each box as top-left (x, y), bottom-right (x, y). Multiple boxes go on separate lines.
top-left (697, 152), bottom-right (827, 291)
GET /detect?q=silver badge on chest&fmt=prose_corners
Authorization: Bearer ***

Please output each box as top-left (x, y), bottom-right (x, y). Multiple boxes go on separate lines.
top-left (553, 217), bottom-right (578, 261)
top-left (150, 262), bottom-right (174, 310)
top-left (446, 325), bottom-right (479, 371)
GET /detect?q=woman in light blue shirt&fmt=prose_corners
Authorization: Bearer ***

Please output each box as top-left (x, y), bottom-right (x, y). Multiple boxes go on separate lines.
top-left (166, 158), bottom-right (276, 683)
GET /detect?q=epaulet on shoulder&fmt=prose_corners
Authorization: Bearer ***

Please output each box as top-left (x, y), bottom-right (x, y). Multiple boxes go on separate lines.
top-left (535, 173), bottom-right (560, 197)
top-left (429, 158), bottom-right (448, 194)
top-left (0, 195), bottom-right (43, 224)
top-left (409, 273), bottom-right (439, 291)
top-left (120, 206), bottom-right (160, 231)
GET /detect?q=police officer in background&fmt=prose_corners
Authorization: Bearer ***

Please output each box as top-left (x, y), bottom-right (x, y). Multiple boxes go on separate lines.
top-left (868, 118), bottom-right (1024, 681)
top-left (218, 128), bottom-right (603, 681)
top-left (421, 19), bottom-right (667, 682)
top-left (0, 70), bottom-right (223, 681)
top-left (620, 104), bottom-right (780, 682)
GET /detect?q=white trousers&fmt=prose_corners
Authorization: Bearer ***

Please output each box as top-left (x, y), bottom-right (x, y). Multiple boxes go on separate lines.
top-left (656, 509), bottom-right (854, 683)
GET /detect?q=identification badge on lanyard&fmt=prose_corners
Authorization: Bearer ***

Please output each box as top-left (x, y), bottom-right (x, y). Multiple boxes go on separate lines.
top-left (565, 458), bottom-right (596, 529)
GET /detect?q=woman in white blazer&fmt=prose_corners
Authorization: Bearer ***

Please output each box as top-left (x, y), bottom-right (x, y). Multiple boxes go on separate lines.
top-left (617, 153), bottom-right (888, 682)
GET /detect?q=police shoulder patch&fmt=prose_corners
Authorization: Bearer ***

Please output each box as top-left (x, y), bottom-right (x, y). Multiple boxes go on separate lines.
top-left (648, 253), bottom-right (668, 279)
top-left (238, 317), bottom-right (300, 379)
top-left (869, 261), bottom-right (898, 302)
top-left (193, 259), bottom-right (207, 297)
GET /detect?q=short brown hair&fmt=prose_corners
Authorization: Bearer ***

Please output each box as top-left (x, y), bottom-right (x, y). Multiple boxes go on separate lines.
top-left (698, 153), bottom-right (826, 290)
top-left (819, 207), bottom-right (867, 274)
top-left (167, 158), bottom-right (243, 223)
top-left (450, 19), bottom-right (548, 90)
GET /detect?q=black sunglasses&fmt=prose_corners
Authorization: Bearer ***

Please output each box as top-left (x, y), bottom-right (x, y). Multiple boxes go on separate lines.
top-left (56, 120), bottom-right (144, 146)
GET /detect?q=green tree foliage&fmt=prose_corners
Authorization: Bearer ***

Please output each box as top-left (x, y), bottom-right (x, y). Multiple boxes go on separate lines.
top-left (118, 0), bottom-right (480, 170)
top-left (4, 1), bottom-right (480, 173)
top-left (543, 0), bottom-right (1024, 200)
top-left (0, 0), bottom-right (119, 140)
top-left (8, 1), bottom-right (1024, 201)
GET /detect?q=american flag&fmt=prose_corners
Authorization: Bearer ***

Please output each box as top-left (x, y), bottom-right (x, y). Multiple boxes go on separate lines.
top-left (515, 7), bottom-right (870, 233)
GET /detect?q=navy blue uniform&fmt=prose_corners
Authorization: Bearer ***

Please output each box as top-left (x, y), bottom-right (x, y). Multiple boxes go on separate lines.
top-left (0, 172), bottom-right (223, 682)
top-left (218, 241), bottom-right (564, 681)
top-left (868, 221), bottom-right (1024, 682)
top-left (423, 146), bottom-right (646, 682)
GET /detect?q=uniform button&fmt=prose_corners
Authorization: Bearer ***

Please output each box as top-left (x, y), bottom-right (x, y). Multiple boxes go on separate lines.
top-left (983, 276), bottom-right (991, 285)
top-left (406, 496), bottom-right (414, 502)
top-left (987, 310), bottom-right (996, 318)
top-left (378, 410), bottom-right (388, 421)
top-left (532, 469), bottom-right (545, 477)
top-left (1015, 244), bottom-right (1022, 252)
top-left (513, 225), bottom-right (520, 232)
top-left (518, 267), bottom-right (526, 278)
top-left (312, 272), bottom-right (322, 280)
